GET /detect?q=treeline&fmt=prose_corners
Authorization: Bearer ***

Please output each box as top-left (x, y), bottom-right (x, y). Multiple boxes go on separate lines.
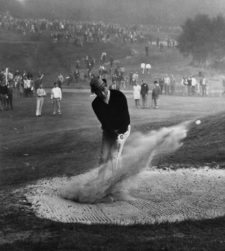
top-left (178, 14), bottom-right (225, 65)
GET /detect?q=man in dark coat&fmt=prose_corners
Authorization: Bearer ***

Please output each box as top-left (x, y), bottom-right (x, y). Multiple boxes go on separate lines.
top-left (140, 80), bottom-right (149, 108)
top-left (90, 77), bottom-right (131, 165)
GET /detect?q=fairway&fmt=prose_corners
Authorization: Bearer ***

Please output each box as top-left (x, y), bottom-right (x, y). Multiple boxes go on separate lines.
top-left (1, 92), bottom-right (225, 250)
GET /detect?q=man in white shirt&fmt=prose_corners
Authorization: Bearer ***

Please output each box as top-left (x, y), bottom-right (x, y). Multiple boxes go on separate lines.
top-left (140, 63), bottom-right (146, 74)
top-left (146, 63), bottom-right (151, 74)
top-left (51, 82), bottom-right (62, 115)
top-left (191, 76), bottom-right (197, 96)
top-left (36, 83), bottom-right (46, 117)
top-left (23, 76), bottom-right (32, 97)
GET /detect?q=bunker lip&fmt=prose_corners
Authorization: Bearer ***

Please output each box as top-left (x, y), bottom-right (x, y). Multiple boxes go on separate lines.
top-left (22, 167), bottom-right (225, 225)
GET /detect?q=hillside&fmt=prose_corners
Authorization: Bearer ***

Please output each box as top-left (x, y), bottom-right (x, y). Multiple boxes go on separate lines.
top-left (0, 30), bottom-right (130, 82)
top-left (3, 0), bottom-right (225, 25)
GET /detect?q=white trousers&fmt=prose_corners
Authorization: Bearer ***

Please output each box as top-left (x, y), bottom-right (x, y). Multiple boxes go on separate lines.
top-left (36, 97), bottom-right (44, 116)
top-left (52, 98), bottom-right (61, 114)
top-left (98, 125), bottom-right (131, 176)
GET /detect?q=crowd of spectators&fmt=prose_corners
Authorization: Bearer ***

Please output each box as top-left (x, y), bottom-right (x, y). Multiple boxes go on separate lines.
top-left (0, 12), bottom-right (153, 45)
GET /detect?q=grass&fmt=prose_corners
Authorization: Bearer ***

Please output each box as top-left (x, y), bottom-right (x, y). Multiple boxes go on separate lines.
top-left (1, 29), bottom-right (225, 249)
top-left (0, 28), bottom-right (224, 93)
top-left (1, 92), bottom-right (225, 250)
top-left (0, 29), bottom-right (130, 84)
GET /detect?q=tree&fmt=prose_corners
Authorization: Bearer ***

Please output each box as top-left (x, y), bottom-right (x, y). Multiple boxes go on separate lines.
top-left (178, 14), bottom-right (225, 65)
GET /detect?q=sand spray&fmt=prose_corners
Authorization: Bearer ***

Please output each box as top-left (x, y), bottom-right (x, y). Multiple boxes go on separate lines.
top-left (60, 122), bottom-right (189, 203)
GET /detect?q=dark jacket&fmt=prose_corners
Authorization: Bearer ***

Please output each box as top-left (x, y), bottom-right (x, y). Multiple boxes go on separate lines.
top-left (141, 83), bottom-right (149, 96)
top-left (152, 84), bottom-right (161, 98)
top-left (92, 90), bottom-right (130, 137)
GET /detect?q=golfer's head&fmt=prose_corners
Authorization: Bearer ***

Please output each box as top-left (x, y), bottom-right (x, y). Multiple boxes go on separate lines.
top-left (90, 77), bottom-right (108, 99)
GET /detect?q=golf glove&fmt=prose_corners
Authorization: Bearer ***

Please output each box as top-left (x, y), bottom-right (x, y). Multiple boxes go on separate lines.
top-left (117, 125), bottom-right (131, 145)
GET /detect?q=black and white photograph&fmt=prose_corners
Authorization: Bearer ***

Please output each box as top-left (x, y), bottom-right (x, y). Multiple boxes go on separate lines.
top-left (1, 0), bottom-right (225, 250)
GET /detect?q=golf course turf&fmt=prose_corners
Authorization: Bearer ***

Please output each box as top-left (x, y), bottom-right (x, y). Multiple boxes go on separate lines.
top-left (1, 92), bottom-right (225, 250)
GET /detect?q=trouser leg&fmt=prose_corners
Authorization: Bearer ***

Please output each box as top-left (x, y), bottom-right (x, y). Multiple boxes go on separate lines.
top-left (98, 126), bottom-right (130, 177)
top-left (57, 99), bottom-right (61, 113)
top-left (53, 99), bottom-right (57, 114)
top-left (39, 98), bottom-right (44, 115)
top-left (36, 98), bottom-right (40, 116)
top-left (99, 132), bottom-right (116, 165)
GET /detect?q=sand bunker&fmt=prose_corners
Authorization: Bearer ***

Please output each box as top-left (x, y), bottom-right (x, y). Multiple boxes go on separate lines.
top-left (24, 167), bottom-right (225, 225)
top-left (59, 123), bottom-right (188, 203)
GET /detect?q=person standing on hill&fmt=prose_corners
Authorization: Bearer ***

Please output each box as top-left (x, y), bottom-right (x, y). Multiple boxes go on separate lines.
top-left (51, 82), bottom-right (62, 115)
top-left (140, 80), bottom-right (149, 108)
top-left (35, 83), bottom-right (46, 117)
top-left (90, 77), bottom-right (130, 166)
top-left (146, 63), bottom-right (151, 75)
top-left (145, 44), bottom-right (149, 57)
top-left (140, 63), bottom-right (146, 74)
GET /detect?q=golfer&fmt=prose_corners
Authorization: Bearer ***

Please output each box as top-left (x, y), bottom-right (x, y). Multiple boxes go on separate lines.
top-left (90, 77), bottom-right (131, 166)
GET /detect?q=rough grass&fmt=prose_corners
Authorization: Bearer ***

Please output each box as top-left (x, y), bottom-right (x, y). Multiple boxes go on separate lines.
top-left (0, 29), bottom-right (224, 93)
top-left (0, 29), bottom-right (130, 83)
top-left (1, 93), bottom-right (225, 250)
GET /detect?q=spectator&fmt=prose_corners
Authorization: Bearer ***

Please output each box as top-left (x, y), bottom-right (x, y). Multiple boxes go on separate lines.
top-left (159, 77), bottom-right (164, 94)
top-left (133, 82), bottom-right (141, 108)
top-left (164, 75), bottom-right (170, 95)
top-left (74, 68), bottom-right (80, 83)
top-left (145, 44), bottom-right (149, 56)
top-left (109, 80), bottom-right (117, 90)
top-left (101, 52), bottom-right (107, 63)
top-left (129, 72), bottom-right (133, 86)
top-left (191, 76), bottom-right (197, 96)
top-left (151, 80), bottom-right (161, 109)
top-left (170, 74), bottom-right (176, 95)
top-left (109, 56), bottom-right (114, 68)
top-left (57, 73), bottom-right (64, 89)
top-left (51, 82), bottom-right (62, 115)
top-left (132, 72), bottom-right (139, 84)
top-left (200, 76), bottom-right (207, 96)
top-left (99, 65), bottom-right (106, 78)
top-left (187, 77), bottom-right (192, 96)
top-left (35, 83), bottom-right (46, 117)
top-left (23, 76), bottom-right (32, 97)
top-left (34, 73), bottom-right (44, 91)
top-left (140, 63), bottom-right (146, 74)
top-left (140, 80), bottom-right (149, 108)
top-left (146, 63), bottom-right (151, 75)
top-left (0, 82), bottom-right (8, 110)
top-left (181, 77), bottom-right (188, 96)
top-left (6, 80), bottom-right (13, 110)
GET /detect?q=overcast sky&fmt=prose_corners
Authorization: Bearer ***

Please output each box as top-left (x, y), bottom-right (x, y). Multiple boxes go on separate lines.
top-left (3, 0), bottom-right (225, 25)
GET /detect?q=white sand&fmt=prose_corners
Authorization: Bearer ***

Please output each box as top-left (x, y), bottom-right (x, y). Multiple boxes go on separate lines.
top-left (23, 167), bottom-right (225, 225)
